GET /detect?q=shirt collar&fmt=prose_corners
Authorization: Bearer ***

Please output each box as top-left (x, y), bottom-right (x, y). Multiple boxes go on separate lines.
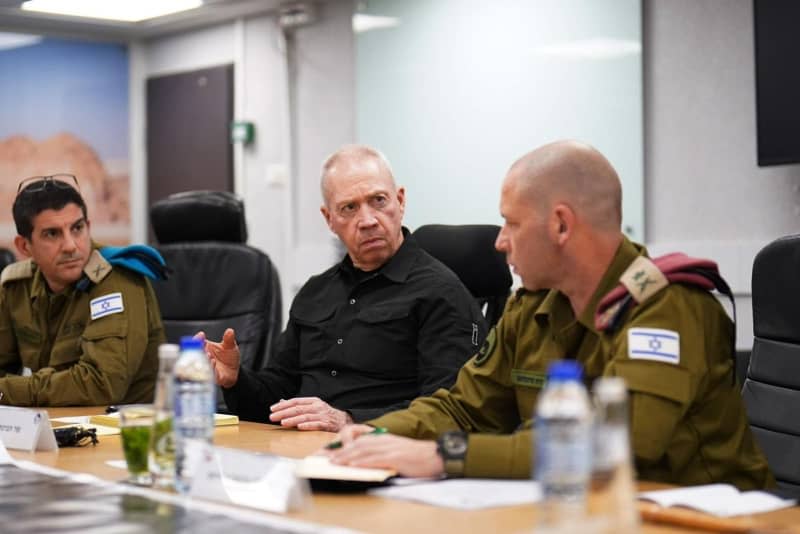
top-left (534, 236), bottom-right (647, 332)
top-left (338, 227), bottom-right (417, 283)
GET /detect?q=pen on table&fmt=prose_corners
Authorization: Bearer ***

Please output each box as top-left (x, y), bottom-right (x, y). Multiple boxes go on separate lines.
top-left (105, 405), bottom-right (118, 414)
top-left (325, 427), bottom-right (388, 450)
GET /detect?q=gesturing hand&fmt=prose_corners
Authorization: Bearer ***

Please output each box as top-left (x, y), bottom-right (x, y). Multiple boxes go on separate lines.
top-left (196, 328), bottom-right (240, 388)
top-left (270, 397), bottom-right (353, 432)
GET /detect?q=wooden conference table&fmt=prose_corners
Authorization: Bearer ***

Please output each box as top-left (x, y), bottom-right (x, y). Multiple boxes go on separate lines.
top-left (9, 407), bottom-right (800, 534)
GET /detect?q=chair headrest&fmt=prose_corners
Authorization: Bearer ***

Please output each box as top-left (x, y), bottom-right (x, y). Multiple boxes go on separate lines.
top-left (412, 224), bottom-right (511, 298)
top-left (150, 191), bottom-right (248, 244)
top-left (752, 234), bottom-right (800, 342)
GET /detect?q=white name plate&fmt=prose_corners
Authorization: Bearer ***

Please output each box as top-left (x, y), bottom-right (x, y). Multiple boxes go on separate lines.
top-left (0, 437), bottom-right (12, 463)
top-left (0, 406), bottom-right (58, 452)
top-left (189, 442), bottom-right (310, 513)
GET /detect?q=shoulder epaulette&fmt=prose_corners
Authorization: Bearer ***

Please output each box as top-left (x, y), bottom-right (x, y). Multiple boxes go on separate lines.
top-left (595, 253), bottom-right (730, 332)
top-left (83, 250), bottom-right (113, 284)
top-left (594, 252), bottom-right (737, 383)
top-left (0, 259), bottom-right (33, 285)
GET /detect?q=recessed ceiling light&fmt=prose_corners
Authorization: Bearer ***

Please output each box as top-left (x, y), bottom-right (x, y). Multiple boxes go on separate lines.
top-left (21, 0), bottom-right (204, 23)
top-left (352, 14), bottom-right (400, 34)
top-left (0, 32), bottom-right (42, 51)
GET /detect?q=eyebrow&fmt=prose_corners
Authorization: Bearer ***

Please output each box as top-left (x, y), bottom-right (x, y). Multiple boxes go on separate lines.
top-left (40, 217), bottom-right (86, 234)
top-left (335, 190), bottom-right (390, 209)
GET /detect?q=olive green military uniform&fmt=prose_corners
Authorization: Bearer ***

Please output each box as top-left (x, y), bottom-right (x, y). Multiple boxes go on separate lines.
top-left (369, 237), bottom-right (773, 490)
top-left (0, 248), bottom-right (165, 406)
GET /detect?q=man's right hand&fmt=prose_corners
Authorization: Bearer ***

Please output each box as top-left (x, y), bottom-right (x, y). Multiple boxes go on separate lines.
top-left (196, 328), bottom-right (240, 388)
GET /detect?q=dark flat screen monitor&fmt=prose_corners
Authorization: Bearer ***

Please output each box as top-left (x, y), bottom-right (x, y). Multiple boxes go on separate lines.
top-left (754, 0), bottom-right (800, 166)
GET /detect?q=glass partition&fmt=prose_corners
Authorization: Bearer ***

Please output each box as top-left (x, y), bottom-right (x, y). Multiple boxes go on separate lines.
top-left (355, 0), bottom-right (643, 240)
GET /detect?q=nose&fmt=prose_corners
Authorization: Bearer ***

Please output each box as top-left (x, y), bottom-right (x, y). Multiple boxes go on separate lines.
top-left (356, 206), bottom-right (379, 229)
top-left (495, 226), bottom-right (509, 252)
top-left (61, 232), bottom-right (77, 253)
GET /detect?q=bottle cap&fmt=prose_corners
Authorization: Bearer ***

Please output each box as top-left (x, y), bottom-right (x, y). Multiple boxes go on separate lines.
top-left (158, 343), bottom-right (180, 360)
top-left (546, 359), bottom-right (583, 382)
top-left (593, 376), bottom-right (627, 402)
top-left (179, 336), bottom-right (204, 351)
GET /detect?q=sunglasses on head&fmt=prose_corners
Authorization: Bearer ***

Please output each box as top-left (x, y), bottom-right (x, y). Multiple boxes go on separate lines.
top-left (17, 174), bottom-right (80, 195)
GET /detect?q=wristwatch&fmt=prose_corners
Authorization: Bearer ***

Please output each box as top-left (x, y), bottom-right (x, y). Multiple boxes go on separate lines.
top-left (436, 431), bottom-right (468, 477)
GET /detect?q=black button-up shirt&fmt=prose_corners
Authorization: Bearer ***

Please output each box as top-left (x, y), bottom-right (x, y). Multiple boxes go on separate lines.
top-left (224, 229), bottom-right (487, 422)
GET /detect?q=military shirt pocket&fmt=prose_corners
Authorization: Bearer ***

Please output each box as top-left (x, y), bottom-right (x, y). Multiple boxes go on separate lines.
top-left (612, 359), bottom-right (691, 405)
top-left (75, 316), bottom-right (129, 365)
top-left (611, 359), bottom-right (692, 462)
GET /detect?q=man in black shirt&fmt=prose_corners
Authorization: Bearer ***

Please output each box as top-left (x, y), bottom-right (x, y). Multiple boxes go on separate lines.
top-left (201, 145), bottom-right (486, 431)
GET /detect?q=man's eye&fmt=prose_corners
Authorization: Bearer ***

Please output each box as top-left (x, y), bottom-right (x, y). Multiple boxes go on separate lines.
top-left (340, 204), bottom-right (356, 215)
top-left (373, 196), bottom-right (387, 206)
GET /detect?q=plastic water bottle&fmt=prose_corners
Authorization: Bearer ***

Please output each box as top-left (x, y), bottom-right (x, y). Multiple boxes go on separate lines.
top-left (535, 359), bottom-right (593, 529)
top-left (149, 343), bottom-right (179, 489)
top-left (173, 336), bottom-right (215, 494)
top-left (589, 377), bottom-right (640, 533)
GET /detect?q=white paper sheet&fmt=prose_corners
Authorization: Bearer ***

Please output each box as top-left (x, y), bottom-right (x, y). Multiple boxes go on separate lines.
top-left (638, 483), bottom-right (796, 517)
top-left (369, 479), bottom-right (541, 510)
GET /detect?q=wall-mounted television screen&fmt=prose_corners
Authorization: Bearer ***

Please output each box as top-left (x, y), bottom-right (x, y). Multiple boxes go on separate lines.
top-left (754, 0), bottom-right (800, 166)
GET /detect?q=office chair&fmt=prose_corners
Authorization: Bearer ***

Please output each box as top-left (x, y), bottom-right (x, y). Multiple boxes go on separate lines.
top-left (0, 247), bottom-right (17, 274)
top-left (741, 234), bottom-right (800, 498)
top-left (412, 224), bottom-right (512, 327)
top-left (150, 190), bottom-right (282, 412)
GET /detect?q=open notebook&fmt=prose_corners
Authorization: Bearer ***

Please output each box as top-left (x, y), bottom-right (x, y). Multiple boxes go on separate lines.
top-left (88, 412), bottom-right (239, 428)
top-left (638, 483), bottom-right (795, 517)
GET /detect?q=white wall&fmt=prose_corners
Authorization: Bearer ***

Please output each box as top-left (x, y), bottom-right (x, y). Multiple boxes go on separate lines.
top-left (131, 0), bottom-right (355, 321)
top-left (131, 0), bottom-right (796, 349)
top-left (643, 0), bottom-right (800, 349)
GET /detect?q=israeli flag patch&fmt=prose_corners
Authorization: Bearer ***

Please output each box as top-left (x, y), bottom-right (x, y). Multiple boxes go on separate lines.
top-left (627, 327), bottom-right (680, 364)
top-left (90, 292), bottom-right (124, 320)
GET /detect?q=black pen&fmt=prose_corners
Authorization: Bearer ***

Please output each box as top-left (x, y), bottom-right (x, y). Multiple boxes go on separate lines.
top-left (105, 405), bottom-right (118, 414)
top-left (325, 427), bottom-right (387, 450)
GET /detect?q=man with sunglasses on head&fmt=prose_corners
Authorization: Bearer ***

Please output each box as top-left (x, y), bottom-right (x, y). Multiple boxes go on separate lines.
top-left (0, 174), bottom-right (165, 406)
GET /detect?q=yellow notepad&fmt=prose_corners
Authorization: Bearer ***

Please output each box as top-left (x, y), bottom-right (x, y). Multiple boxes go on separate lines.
top-left (89, 412), bottom-right (239, 428)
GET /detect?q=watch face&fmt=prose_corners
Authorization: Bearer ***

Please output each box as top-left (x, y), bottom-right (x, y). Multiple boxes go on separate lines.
top-left (443, 432), bottom-right (468, 456)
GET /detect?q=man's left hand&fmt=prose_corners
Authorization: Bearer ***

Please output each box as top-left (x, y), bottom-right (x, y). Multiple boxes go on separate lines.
top-left (270, 397), bottom-right (353, 431)
top-left (328, 434), bottom-right (444, 478)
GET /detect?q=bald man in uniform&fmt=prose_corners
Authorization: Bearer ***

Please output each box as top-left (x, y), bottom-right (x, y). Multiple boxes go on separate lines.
top-left (328, 140), bottom-right (773, 490)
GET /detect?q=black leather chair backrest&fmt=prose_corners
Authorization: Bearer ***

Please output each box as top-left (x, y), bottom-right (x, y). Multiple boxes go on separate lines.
top-left (150, 191), bottom-right (282, 410)
top-left (412, 224), bottom-right (512, 327)
top-left (0, 247), bottom-right (17, 273)
top-left (742, 234), bottom-right (800, 498)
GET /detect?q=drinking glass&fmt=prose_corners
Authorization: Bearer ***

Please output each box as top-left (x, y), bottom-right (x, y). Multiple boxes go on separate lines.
top-left (119, 404), bottom-right (154, 486)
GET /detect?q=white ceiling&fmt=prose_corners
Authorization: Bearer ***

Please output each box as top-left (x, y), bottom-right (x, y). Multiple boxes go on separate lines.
top-left (0, 0), bottom-right (291, 42)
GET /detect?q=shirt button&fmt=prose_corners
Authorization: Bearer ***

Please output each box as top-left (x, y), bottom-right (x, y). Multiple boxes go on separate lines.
top-left (331, 370), bottom-right (338, 377)
top-left (337, 338), bottom-right (343, 345)
top-left (349, 298), bottom-right (356, 305)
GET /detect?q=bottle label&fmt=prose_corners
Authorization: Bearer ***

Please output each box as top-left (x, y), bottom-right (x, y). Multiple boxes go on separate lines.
top-left (536, 417), bottom-right (592, 495)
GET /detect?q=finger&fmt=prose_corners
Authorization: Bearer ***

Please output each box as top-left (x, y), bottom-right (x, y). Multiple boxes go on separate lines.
top-left (277, 413), bottom-right (320, 428)
top-left (297, 420), bottom-right (336, 432)
top-left (222, 328), bottom-right (238, 349)
top-left (271, 397), bottom-right (318, 409)
top-left (194, 331), bottom-right (207, 342)
top-left (337, 424), bottom-right (376, 445)
top-left (270, 404), bottom-right (322, 423)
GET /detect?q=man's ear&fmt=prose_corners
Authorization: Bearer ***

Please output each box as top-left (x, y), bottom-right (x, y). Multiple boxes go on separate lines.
top-left (320, 205), bottom-right (334, 231)
top-left (396, 186), bottom-right (406, 214)
top-left (14, 235), bottom-right (31, 258)
top-left (551, 203), bottom-right (575, 246)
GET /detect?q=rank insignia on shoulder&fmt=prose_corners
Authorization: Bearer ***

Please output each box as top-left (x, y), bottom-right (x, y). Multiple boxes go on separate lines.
top-left (473, 327), bottom-right (497, 367)
top-left (90, 292), bottom-right (124, 320)
top-left (627, 327), bottom-right (680, 364)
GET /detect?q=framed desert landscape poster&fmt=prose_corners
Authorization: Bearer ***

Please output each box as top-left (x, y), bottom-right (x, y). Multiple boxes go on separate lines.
top-left (0, 35), bottom-right (130, 256)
